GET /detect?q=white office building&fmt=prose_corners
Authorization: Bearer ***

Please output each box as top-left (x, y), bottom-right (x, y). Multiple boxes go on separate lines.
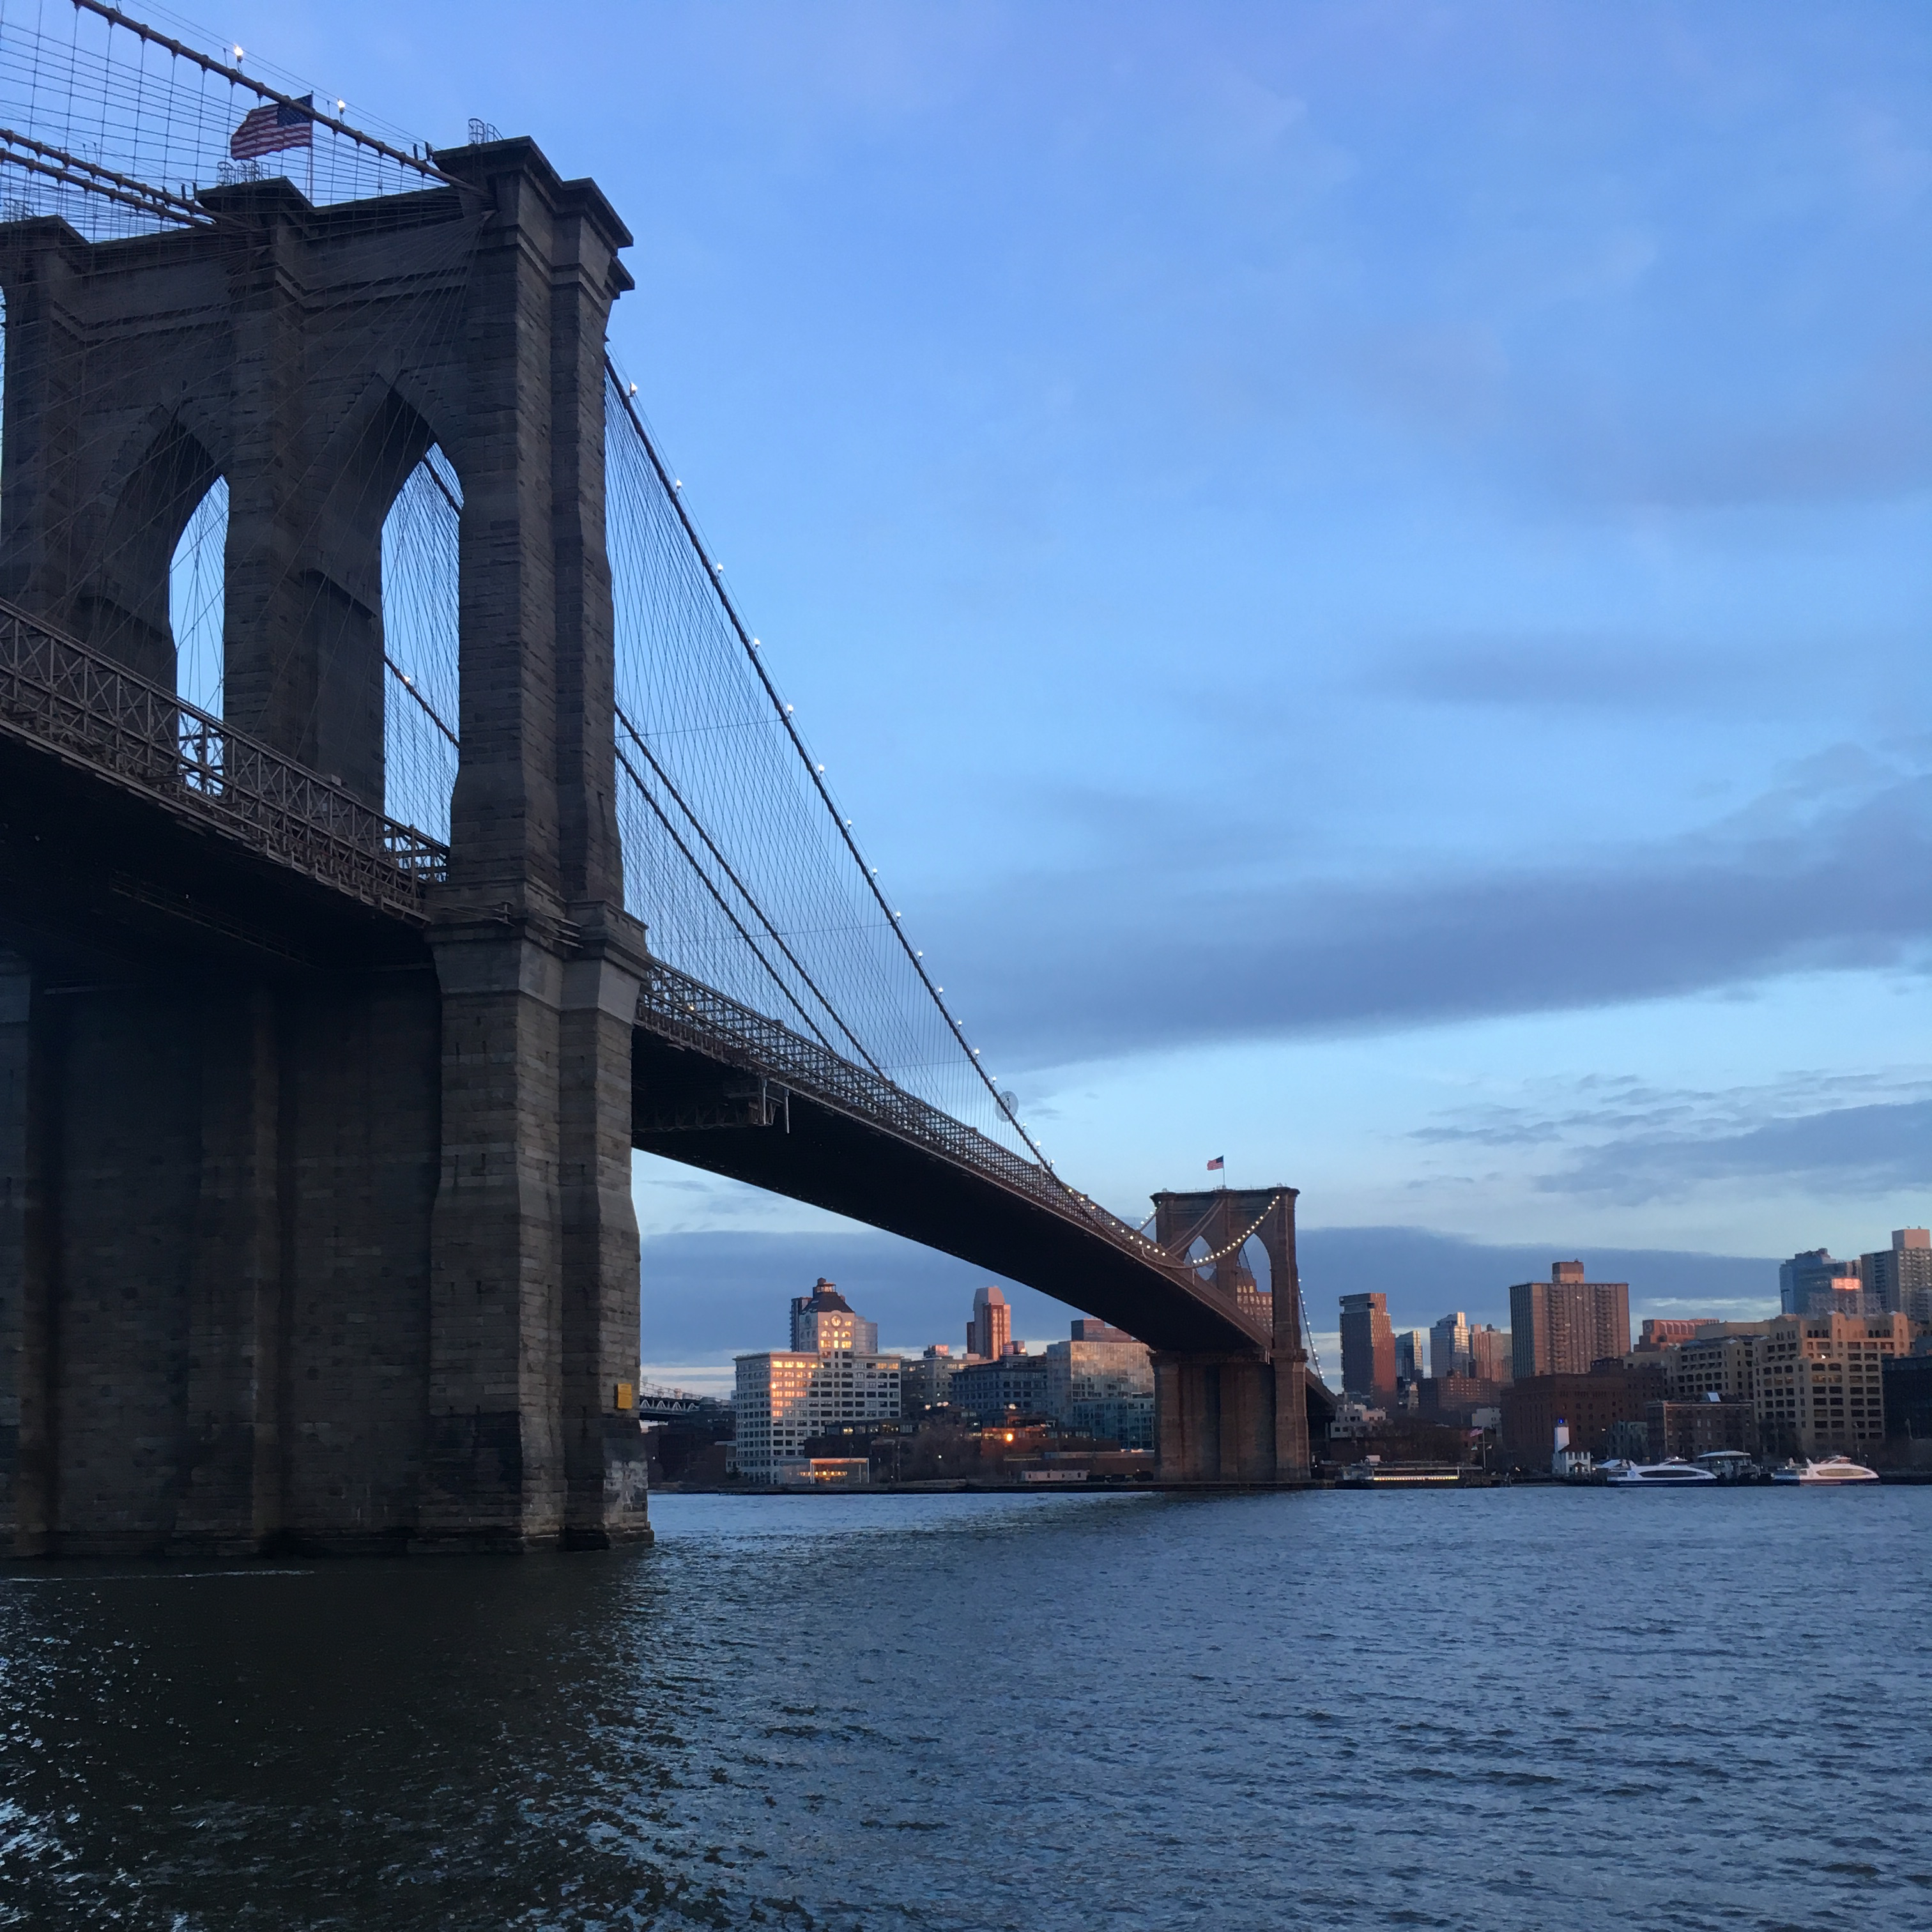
top-left (734, 1349), bottom-right (902, 1483)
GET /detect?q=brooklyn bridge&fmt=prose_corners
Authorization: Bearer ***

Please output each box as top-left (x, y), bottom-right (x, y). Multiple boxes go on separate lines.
top-left (0, 2), bottom-right (1331, 1554)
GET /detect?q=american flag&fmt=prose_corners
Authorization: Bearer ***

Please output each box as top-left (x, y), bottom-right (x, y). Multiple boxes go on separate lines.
top-left (1206, 1156), bottom-right (1224, 1172)
top-left (230, 95), bottom-right (314, 160)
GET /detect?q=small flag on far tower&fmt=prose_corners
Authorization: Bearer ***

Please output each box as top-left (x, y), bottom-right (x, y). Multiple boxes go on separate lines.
top-left (231, 94), bottom-right (314, 160)
top-left (1206, 1156), bottom-right (1225, 1172)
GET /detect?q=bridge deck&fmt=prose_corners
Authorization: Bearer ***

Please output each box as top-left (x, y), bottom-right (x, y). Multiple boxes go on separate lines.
top-left (1, 596), bottom-right (1284, 1361)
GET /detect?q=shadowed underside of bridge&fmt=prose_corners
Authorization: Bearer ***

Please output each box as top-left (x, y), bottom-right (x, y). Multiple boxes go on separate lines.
top-left (0, 10), bottom-right (1326, 1559)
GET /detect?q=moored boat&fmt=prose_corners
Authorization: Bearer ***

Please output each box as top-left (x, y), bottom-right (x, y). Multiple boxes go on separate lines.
top-left (1602, 1459), bottom-right (1717, 1486)
top-left (1770, 1455), bottom-right (1879, 1485)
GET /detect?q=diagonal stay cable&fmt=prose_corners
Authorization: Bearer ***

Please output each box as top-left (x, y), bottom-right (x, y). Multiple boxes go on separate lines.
top-left (602, 357), bottom-right (1070, 1186)
top-left (614, 742), bottom-right (845, 1059)
top-left (385, 652), bottom-right (458, 749)
top-left (616, 700), bottom-right (889, 1080)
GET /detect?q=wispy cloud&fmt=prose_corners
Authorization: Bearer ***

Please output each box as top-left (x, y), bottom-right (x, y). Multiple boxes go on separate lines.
top-left (932, 759), bottom-right (1932, 1070)
top-left (1413, 1068), bottom-right (1932, 1208)
top-left (1362, 631), bottom-right (1804, 716)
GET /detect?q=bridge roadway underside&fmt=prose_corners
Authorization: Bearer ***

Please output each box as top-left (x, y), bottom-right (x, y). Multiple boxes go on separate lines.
top-left (632, 1036), bottom-right (1333, 1478)
top-left (631, 1034), bottom-right (1252, 1358)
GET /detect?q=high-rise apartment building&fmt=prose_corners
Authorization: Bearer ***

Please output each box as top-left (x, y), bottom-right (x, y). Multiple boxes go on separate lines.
top-left (1339, 1292), bottom-right (1396, 1400)
top-left (1468, 1325), bottom-right (1512, 1383)
top-left (1509, 1262), bottom-right (1630, 1379)
top-left (1862, 1230), bottom-right (1932, 1324)
top-left (1230, 1265), bottom-right (1272, 1330)
top-left (967, 1285), bottom-right (1011, 1361)
top-left (790, 1278), bottom-right (879, 1354)
top-left (1778, 1249), bottom-right (1868, 1318)
top-left (1394, 1330), bottom-right (1428, 1383)
top-left (1429, 1312), bottom-right (1473, 1380)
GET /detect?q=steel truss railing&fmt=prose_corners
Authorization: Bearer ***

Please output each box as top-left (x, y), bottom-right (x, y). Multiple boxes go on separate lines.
top-left (0, 597), bottom-right (446, 917)
top-left (636, 957), bottom-right (1234, 1301)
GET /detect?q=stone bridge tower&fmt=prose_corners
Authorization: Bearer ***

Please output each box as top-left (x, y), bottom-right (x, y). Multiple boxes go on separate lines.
top-left (0, 141), bottom-right (651, 1553)
top-left (1149, 1186), bottom-right (1312, 1482)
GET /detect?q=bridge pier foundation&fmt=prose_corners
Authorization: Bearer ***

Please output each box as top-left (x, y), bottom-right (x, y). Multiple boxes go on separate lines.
top-left (1153, 1351), bottom-right (1291, 1483)
top-left (418, 919), bottom-right (650, 1553)
top-left (0, 949), bottom-right (450, 1556)
top-left (173, 987), bottom-right (283, 1557)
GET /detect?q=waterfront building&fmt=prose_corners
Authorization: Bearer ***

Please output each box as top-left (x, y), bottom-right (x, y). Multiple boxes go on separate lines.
top-left (733, 1350), bottom-right (903, 1483)
top-left (773, 1457), bottom-right (871, 1488)
top-left (1468, 1325), bottom-right (1512, 1383)
top-left (1882, 1353), bottom-right (1932, 1455)
top-left (951, 1353), bottom-right (1051, 1423)
top-left (1644, 1397), bottom-right (1760, 1460)
top-left (1340, 1292), bottom-right (1397, 1401)
top-left (1430, 1312), bottom-right (1473, 1380)
top-left (1394, 1330), bottom-right (1428, 1384)
top-left (967, 1285), bottom-right (1012, 1362)
top-left (1509, 1262), bottom-right (1630, 1379)
top-left (1862, 1229), bottom-right (1932, 1323)
top-left (790, 1279), bottom-right (878, 1354)
top-left (1551, 1422), bottom-right (1595, 1478)
top-left (1500, 1361), bottom-right (1662, 1464)
top-left (1752, 1311), bottom-right (1906, 1460)
top-left (1328, 1399), bottom-right (1386, 1440)
top-left (1044, 1321), bottom-right (1154, 1448)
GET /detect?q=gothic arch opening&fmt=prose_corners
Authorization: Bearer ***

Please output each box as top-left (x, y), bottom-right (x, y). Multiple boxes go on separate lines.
top-left (169, 475), bottom-right (227, 719)
top-left (379, 443), bottom-right (461, 844)
top-left (82, 417), bottom-right (220, 688)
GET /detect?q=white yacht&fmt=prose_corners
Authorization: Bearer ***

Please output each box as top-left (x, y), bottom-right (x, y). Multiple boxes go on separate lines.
top-left (1602, 1458), bottom-right (1717, 1486)
top-left (1770, 1456), bottom-right (1880, 1485)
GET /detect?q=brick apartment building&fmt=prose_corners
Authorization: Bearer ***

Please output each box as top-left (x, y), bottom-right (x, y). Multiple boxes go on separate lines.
top-left (1501, 1363), bottom-right (1664, 1464)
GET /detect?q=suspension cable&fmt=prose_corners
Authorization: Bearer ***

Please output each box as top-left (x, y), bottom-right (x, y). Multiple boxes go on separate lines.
top-left (614, 702), bottom-right (889, 1079)
top-left (602, 358), bottom-right (1068, 1184)
top-left (385, 654), bottom-right (458, 748)
top-left (613, 742), bottom-right (845, 1057)
top-left (72, 2), bottom-right (457, 188)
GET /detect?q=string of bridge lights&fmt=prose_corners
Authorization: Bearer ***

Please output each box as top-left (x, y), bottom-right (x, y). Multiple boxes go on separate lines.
top-left (1181, 1193), bottom-right (1289, 1272)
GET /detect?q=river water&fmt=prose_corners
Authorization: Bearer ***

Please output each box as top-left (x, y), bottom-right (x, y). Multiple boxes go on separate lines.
top-left (1, 1487), bottom-right (1928, 1930)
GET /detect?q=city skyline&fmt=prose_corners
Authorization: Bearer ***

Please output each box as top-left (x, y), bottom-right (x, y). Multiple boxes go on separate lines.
top-left (636, 1200), bottom-right (1919, 1395)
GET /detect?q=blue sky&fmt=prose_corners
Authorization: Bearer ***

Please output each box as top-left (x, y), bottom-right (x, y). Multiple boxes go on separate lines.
top-left (206, 1), bottom-right (1928, 1374)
